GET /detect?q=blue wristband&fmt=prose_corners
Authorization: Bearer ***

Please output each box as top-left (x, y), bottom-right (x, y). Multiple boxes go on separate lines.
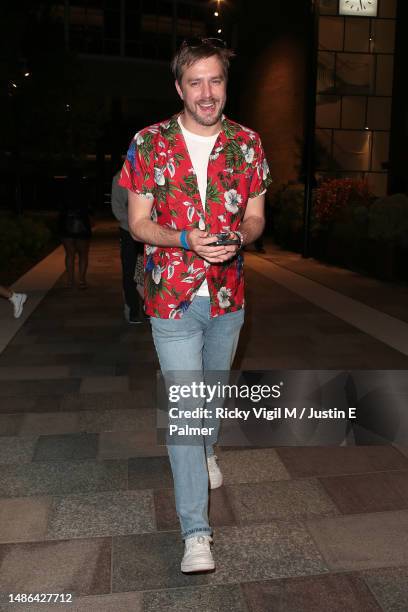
top-left (180, 230), bottom-right (190, 250)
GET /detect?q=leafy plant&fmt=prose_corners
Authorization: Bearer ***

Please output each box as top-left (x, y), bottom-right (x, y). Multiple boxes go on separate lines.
top-left (368, 194), bottom-right (408, 247)
top-left (271, 183), bottom-right (305, 249)
top-left (313, 178), bottom-right (374, 229)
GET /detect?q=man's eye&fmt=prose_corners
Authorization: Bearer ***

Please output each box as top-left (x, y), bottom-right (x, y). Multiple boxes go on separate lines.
top-left (212, 80), bottom-right (222, 85)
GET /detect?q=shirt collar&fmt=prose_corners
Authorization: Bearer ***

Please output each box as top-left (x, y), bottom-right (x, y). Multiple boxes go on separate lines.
top-left (167, 112), bottom-right (237, 144)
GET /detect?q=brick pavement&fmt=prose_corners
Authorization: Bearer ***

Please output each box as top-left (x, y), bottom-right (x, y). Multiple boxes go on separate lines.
top-left (0, 223), bottom-right (408, 611)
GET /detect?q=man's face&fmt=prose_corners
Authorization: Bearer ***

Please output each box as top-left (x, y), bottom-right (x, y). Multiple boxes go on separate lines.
top-left (175, 55), bottom-right (227, 130)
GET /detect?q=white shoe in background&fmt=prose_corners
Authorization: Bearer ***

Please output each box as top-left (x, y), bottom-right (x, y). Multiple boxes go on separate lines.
top-left (207, 454), bottom-right (223, 489)
top-left (9, 293), bottom-right (27, 319)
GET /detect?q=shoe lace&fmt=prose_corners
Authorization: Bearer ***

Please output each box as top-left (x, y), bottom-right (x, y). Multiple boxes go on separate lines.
top-left (186, 535), bottom-right (212, 550)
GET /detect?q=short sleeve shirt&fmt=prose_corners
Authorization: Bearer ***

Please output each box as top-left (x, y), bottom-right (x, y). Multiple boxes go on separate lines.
top-left (119, 113), bottom-right (272, 319)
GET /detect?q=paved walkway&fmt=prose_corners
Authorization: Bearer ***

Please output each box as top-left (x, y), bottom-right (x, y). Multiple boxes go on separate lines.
top-left (1, 222), bottom-right (408, 611)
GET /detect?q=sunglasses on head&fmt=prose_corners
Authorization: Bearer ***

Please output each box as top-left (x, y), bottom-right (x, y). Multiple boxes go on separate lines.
top-left (180, 37), bottom-right (226, 49)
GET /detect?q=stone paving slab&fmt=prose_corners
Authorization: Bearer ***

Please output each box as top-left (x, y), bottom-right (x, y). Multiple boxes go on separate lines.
top-left (0, 592), bottom-right (143, 612)
top-left (0, 537), bottom-right (111, 598)
top-left (0, 379), bottom-right (81, 397)
top-left (0, 366), bottom-right (71, 380)
top-left (47, 490), bottom-right (156, 539)
top-left (69, 364), bottom-right (117, 377)
top-left (79, 376), bottom-right (129, 394)
top-left (0, 459), bottom-right (128, 498)
top-left (306, 510), bottom-right (408, 571)
top-left (217, 449), bottom-right (291, 484)
top-left (0, 396), bottom-right (37, 413)
top-left (241, 572), bottom-right (381, 611)
top-left (0, 353), bottom-right (91, 367)
top-left (362, 566), bottom-right (408, 612)
top-left (226, 479), bottom-right (340, 524)
top-left (112, 522), bottom-right (328, 591)
top-left (98, 431), bottom-right (165, 460)
top-left (319, 471), bottom-right (408, 514)
top-left (128, 456), bottom-right (174, 490)
top-left (19, 412), bottom-right (80, 435)
top-left (33, 395), bottom-right (62, 413)
top-left (0, 497), bottom-right (51, 543)
top-left (142, 584), bottom-right (248, 612)
top-left (7, 333), bottom-right (40, 346)
top-left (78, 408), bottom-right (155, 433)
top-left (0, 414), bottom-right (23, 436)
top-left (0, 436), bottom-right (37, 464)
top-left (33, 433), bottom-right (99, 461)
top-left (18, 343), bottom-right (117, 355)
top-left (276, 446), bottom-right (408, 478)
top-left (60, 391), bottom-right (153, 412)
top-left (63, 317), bottom-right (125, 327)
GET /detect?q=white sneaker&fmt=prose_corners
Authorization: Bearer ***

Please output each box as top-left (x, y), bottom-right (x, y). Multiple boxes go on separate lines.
top-left (207, 454), bottom-right (223, 489)
top-left (10, 293), bottom-right (27, 319)
top-left (181, 535), bottom-right (215, 573)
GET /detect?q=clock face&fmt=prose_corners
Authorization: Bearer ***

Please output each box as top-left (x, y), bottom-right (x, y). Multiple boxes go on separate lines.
top-left (339, 0), bottom-right (378, 17)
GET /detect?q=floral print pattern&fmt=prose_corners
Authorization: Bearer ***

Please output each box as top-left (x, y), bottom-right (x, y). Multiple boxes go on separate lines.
top-left (119, 114), bottom-right (272, 319)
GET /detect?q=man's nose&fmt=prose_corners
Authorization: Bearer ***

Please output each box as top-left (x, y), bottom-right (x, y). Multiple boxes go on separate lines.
top-left (200, 81), bottom-right (212, 98)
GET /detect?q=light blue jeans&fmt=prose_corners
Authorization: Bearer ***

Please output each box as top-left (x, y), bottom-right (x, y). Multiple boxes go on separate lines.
top-left (151, 297), bottom-right (244, 539)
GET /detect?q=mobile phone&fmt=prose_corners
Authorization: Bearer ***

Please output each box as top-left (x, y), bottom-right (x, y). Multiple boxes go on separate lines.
top-left (208, 232), bottom-right (240, 246)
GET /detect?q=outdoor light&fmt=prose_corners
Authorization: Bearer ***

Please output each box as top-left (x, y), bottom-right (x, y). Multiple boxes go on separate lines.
top-left (214, 11), bottom-right (219, 16)
top-left (365, 126), bottom-right (370, 130)
top-left (11, 82), bottom-right (17, 88)
top-left (217, 28), bottom-right (222, 34)
top-left (24, 72), bottom-right (30, 77)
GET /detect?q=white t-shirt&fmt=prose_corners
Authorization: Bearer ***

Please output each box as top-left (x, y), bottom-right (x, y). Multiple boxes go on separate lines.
top-left (178, 116), bottom-right (219, 297)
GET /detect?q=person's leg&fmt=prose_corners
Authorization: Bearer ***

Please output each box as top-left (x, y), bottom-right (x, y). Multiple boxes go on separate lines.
top-left (62, 238), bottom-right (76, 287)
top-left (2, 285), bottom-right (28, 318)
top-left (0, 285), bottom-right (12, 299)
top-left (119, 228), bottom-right (142, 319)
top-left (202, 307), bottom-right (245, 457)
top-left (151, 299), bottom-right (212, 541)
top-left (76, 239), bottom-right (90, 288)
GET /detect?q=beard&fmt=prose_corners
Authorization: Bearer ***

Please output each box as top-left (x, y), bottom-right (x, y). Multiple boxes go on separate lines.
top-left (183, 97), bottom-right (226, 127)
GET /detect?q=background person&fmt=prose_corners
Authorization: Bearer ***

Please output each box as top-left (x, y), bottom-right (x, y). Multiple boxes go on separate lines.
top-left (58, 170), bottom-right (92, 289)
top-left (111, 171), bottom-right (145, 324)
top-left (0, 285), bottom-right (27, 318)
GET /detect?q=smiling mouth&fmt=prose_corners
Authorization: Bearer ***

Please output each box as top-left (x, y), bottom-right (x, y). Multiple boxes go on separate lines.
top-left (198, 101), bottom-right (217, 112)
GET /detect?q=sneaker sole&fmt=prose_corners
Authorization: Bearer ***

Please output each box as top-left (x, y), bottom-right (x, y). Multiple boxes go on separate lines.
top-left (209, 477), bottom-right (223, 490)
top-left (181, 559), bottom-right (215, 573)
top-left (14, 295), bottom-right (27, 318)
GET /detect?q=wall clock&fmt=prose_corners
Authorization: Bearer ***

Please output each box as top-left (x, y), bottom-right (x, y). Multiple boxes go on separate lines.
top-left (339, 0), bottom-right (378, 17)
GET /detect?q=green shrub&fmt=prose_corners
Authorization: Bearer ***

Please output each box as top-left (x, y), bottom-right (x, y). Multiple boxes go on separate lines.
top-left (272, 183), bottom-right (305, 249)
top-left (0, 214), bottom-right (53, 268)
top-left (368, 194), bottom-right (408, 247)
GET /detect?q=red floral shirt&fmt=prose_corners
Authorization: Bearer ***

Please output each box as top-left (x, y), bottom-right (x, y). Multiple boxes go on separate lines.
top-left (119, 114), bottom-right (272, 319)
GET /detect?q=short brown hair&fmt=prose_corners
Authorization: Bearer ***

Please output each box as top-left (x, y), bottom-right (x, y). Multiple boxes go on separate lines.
top-left (171, 38), bottom-right (235, 84)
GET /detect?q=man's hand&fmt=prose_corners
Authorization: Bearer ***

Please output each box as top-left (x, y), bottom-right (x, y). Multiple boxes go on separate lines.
top-left (187, 229), bottom-right (239, 263)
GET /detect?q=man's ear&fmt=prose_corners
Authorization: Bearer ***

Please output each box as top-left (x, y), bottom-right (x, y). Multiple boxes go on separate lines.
top-left (175, 80), bottom-right (184, 100)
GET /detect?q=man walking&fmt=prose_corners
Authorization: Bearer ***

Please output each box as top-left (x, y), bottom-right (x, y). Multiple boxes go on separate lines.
top-left (119, 38), bottom-right (272, 572)
top-left (111, 171), bottom-right (144, 323)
